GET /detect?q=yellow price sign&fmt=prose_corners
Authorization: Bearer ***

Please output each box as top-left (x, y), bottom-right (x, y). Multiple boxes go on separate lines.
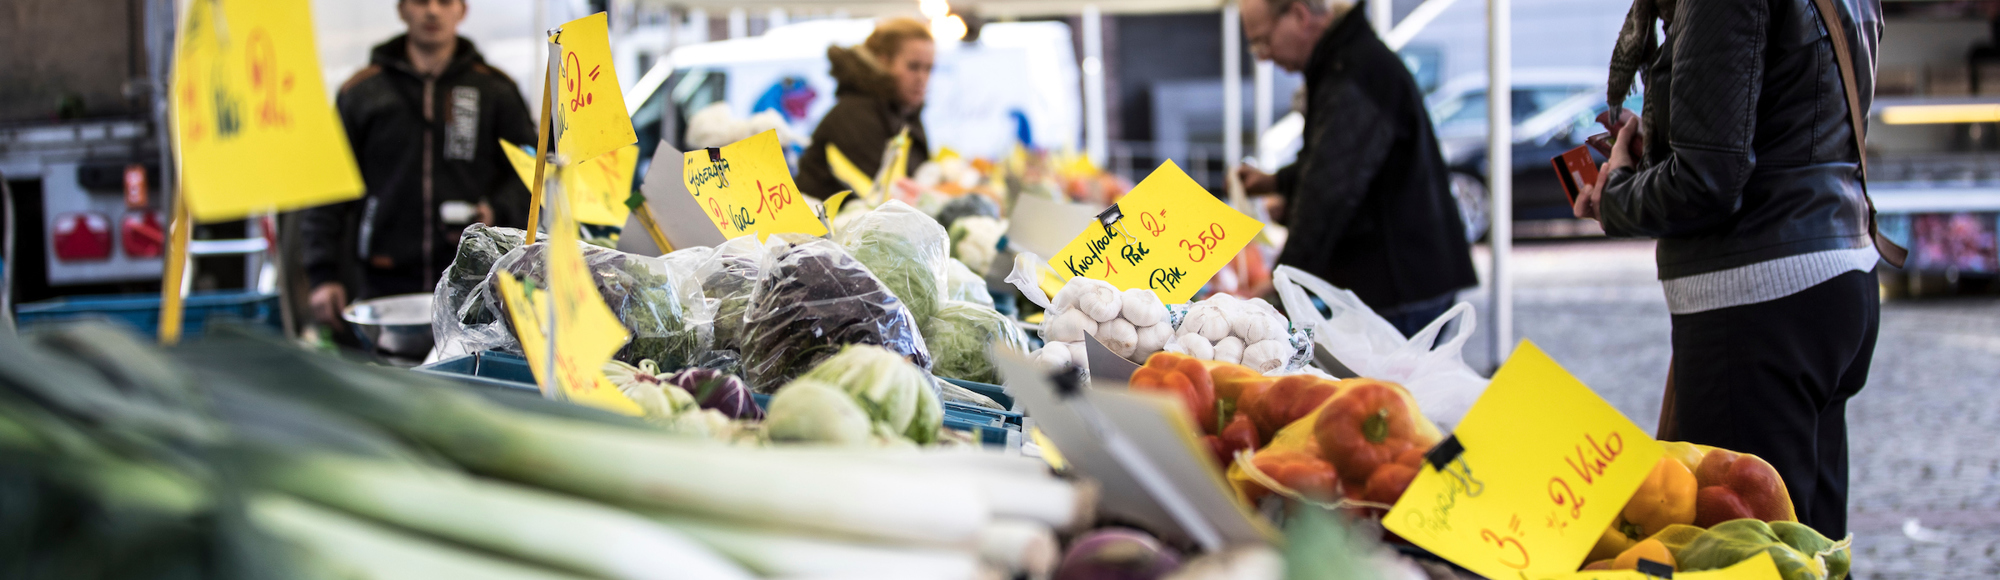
top-left (1541, 552), bottom-right (1781, 580)
top-left (681, 129), bottom-right (827, 241)
top-left (493, 184), bottom-right (641, 416)
top-left (1385, 341), bottom-right (1664, 580)
top-left (550, 12), bottom-right (635, 165)
top-left (502, 140), bottom-right (636, 227)
top-left (1047, 161), bottom-right (1264, 304)
top-left (171, 0), bottom-right (362, 222)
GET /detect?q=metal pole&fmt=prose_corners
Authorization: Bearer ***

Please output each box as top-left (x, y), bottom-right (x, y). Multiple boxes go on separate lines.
top-left (1253, 60), bottom-right (1273, 153)
top-left (1487, 0), bottom-right (1514, 364)
top-left (727, 8), bottom-right (748, 39)
top-left (1222, 2), bottom-right (1243, 173)
top-left (1082, 5), bottom-right (1109, 167)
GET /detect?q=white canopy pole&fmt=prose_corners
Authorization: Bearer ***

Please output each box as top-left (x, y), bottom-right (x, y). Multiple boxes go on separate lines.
top-left (1253, 60), bottom-right (1273, 147)
top-left (1222, 2), bottom-right (1243, 179)
top-left (1487, 0), bottom-right (1513, 364)
top-left (1370, 0), bottom-right (1393, 33)
top-left (1083, 5), bottom-right (1111, 167)
top-left (728, 8), bottom-right (748, 38)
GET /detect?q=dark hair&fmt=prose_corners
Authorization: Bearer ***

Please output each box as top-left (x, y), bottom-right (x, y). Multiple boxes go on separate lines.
top-left (863, 17), bottom-right (934, 63)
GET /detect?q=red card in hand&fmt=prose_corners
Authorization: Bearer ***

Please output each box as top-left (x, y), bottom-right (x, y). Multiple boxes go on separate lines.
top-left (1552, 146), bottom-right (1599, 206)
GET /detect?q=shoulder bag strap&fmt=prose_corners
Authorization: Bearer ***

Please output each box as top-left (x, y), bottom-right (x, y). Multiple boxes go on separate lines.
top-left (1811, 0), bottom-right (1909, 268)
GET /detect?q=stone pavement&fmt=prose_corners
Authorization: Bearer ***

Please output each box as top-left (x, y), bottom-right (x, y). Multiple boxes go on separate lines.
top-left (1449, 239), bottom-right (2000, 579)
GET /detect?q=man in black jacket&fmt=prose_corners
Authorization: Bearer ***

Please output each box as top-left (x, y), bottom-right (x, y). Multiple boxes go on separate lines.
top-left (302, 0), bottom-right (537, 330)
top-left (1235, 0), bottom-right (1478, 336)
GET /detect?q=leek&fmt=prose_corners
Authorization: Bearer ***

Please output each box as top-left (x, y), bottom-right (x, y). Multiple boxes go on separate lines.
top-left (652, 514), bottom-right (984, 580)
top-left (253, 451), bottom-right (752, 580)
top-left (248, 493), bottom-right (598, 580)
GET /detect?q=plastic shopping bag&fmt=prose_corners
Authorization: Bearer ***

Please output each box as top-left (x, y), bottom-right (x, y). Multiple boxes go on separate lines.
top-left (1271, 265), bottom-right (1488, 426)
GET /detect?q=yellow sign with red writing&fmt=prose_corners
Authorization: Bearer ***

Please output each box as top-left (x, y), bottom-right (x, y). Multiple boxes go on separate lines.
top-left (171, 0), bottom-right (362, 222)
top-left (1540, 552), bottom-right (1781, 580)
top-left (681, 129), bottom-right (827, 241)
top-left (1046, 160), bottom-right (1264, 304)
top-left (1385, 341), bottom-right (1663, 580)
top-left (493, 184), bottom-right (641, 416)
top-left (502, 140), bottom-right (636, 227)
top-left (550, 12), bottom-right (636, 165)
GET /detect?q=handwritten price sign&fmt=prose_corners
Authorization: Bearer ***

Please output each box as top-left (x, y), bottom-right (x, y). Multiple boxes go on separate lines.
top-left (1385, 341), bottom-right (1663, 580)
top-left (549, 13), bottom-right (636, 165)
top-left (502, 140), bottom-right (636, 227)
top-left (680, 130), bottom-right (827, 241)
top-left (171, 0), bottom-right (362, 222)
top-left (1047, 160), bottom-right (1263, 304)
top-left (492, 181), bottom-right (641, 416)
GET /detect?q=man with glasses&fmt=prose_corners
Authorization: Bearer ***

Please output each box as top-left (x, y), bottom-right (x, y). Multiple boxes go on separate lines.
top-left (1235, 0), bottom-right (1477, 337)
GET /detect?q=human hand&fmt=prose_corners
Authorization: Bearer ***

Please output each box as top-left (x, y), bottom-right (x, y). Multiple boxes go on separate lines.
top-left (1574, 119), bottom-right (1639, 220)
top-left (1236, 164), bottom-right (1277, 194)
top-left (309, 282), bottom-right (349, 331)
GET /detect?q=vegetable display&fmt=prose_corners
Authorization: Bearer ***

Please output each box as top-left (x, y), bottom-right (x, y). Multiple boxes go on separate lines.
top-left (943, 257), bottom-right (996, 308)
top-left (694, 235), bottom-right (768, 357)
top-left (923, 300), bottom-right (1032, 385)
top-left (1676, 519), bottom-right (1849, 580)
top-left (740, 237), bottom-right (932, 392)
top-left (838, 201), bottom-right (951, 321)
top-left (949, 216), bottom-right (1006, 275)
top-left (1164, 293), bottom-right (1296, 372)
top-left (1033, 279), bottom-right (1175, 368)
top-left (434, 224), bottom-right (529, 355)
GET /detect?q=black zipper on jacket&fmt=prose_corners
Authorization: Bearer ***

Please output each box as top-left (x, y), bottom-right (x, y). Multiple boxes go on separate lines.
top-left (422, 77), bottom-right (436, 284)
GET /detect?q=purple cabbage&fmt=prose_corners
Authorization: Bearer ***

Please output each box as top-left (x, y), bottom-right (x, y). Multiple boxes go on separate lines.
top-left (665, 368), bottom-right (763, 420)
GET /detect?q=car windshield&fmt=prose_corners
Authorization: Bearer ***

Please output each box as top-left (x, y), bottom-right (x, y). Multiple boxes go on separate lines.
top-left (1431, 85), bottom-right (1595, 134)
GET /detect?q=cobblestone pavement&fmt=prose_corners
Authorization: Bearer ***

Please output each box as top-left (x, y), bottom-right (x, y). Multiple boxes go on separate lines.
top-left (1451, 239), bottom-right (2000, 579)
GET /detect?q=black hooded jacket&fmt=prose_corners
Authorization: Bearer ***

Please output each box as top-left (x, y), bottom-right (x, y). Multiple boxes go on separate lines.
top-left (302, 36), bottom-right (537, 299)
top-left (1273, 5), bottom-right (1479, 314)
top-left (795, 45), bottom-right (931, 199)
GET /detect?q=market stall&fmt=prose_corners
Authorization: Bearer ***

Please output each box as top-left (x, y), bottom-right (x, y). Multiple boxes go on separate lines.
top-left (0, 1), bottom-right (1860, 579)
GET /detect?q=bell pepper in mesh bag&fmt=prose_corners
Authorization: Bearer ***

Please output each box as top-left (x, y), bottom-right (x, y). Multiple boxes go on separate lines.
top-left (1314, 380), bottom-right (1438, 492)
top-left (1247, 375), bottom-right (1340, 442)
top-left (1130, 352), bottom-right (1217, 434)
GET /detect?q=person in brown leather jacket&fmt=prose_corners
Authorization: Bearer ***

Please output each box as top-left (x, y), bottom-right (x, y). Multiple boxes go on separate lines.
top-left (794, 18), bottom-right (935, 199)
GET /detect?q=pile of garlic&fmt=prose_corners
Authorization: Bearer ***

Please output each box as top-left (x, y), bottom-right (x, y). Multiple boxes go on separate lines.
top-left (1165, 293), bottom-right (1294, 373)
top-left (1032, 278), bottom-right (1174, 369)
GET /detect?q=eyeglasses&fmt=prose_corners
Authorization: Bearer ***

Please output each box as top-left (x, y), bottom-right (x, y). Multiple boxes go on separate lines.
top-left (1246, 6), bottom-right (1295, 60)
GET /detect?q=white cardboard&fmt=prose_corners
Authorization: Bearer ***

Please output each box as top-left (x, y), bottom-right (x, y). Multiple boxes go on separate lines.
top-left (1082, 332), bottom-right (1142, 384)
top-left (996, 349), bottom-right (1275, 551)
top-left (621, 141), bottom-right (728, 255)
top-left (1005, 195), bottom-right (1101, 259)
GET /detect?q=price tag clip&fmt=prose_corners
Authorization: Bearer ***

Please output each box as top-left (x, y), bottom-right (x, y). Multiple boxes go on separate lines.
top-left (1636, 558), bottom-right (1674, 579)
top-left (1424, 435), bottom-right (1486, 498)
top-left (1094, 203), bottom-right (1139, 246)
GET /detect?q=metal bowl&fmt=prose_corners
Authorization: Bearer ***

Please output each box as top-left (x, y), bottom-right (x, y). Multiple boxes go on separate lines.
top-left (342, 293), bottom-right (435, 357)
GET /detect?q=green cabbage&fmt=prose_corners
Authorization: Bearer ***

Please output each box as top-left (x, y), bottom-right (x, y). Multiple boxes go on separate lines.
top-left (795, 344), bottom-right (943, 445)
top-left (764, 379), bottom-right (875, 446)
top-left (838, 201), bottom-right (950, 320)
top-left (922, 301), bottom-right (1030, 385)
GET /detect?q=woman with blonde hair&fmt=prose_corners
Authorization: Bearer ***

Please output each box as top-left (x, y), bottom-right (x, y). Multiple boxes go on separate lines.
top-left (796, 17), bottom-right (935, 198)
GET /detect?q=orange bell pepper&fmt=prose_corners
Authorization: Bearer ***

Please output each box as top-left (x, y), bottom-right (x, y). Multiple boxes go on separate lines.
top-left (1242, 450), bottom-right (1340, 504)
top-left (1692, 448), bottom-right (1796, 526)
top-left (1313, 380), bottom-right (1434, 490)
top-left (1134, 352), bottom-right (1218, 433)
top-left (1249, 375), bottom-right (1339, 441)
top-left (1620, 456), bottom-right (1698, 538)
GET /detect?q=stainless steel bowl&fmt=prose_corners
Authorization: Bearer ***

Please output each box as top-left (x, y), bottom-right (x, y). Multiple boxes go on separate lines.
top-left (343, 293), bottom-right (435, 357)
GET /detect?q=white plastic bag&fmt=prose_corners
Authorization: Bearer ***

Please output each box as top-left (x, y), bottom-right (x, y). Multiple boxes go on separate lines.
top-left (1272, 265), bottom-right (1488, 426)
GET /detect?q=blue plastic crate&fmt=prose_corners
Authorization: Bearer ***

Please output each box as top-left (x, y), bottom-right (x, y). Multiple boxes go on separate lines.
top-left (14, 290), bottom-right (281, 339)
top-left (415, 351), bottom-right (542, 394)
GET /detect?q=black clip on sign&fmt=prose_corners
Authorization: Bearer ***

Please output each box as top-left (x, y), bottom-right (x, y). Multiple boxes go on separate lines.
top-left (1424, 435), bottom-right (1486, 498)
top-left (705, 147), bottom-right (729, 188)
top-left (1636, 559), bottom-right (1673, 579)
top-left (1095, 203), bottom-right (1138, 245)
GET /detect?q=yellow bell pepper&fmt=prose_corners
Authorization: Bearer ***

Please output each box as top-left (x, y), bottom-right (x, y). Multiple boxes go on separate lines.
top-left (1624, 455), bottom-right (1699, 537)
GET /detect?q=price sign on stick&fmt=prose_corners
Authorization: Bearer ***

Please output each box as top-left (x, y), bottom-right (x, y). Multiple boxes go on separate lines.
top-left (170, 0), bottom-right (362, 222)
top-left (1385, 341), bottom-right (1663, 580)
top-left (493, 185), bottom-right (641, 416)
top-left (549, 13), bottom-right (636, 165)
top-left (502, 140), bottom-right (636, 227)
top-left (681, 130), bottom-right (828, 241)
top-left (1047, 161), bottom-right (1264, 304)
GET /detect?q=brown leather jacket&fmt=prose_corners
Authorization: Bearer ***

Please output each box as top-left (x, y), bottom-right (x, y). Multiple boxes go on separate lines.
top-left (794, 45), bottom-right (930, 199)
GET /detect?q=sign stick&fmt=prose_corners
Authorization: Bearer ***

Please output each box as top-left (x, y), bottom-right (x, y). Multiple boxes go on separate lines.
top-left (526, 67), bottom-right (555, 245)
top-left (158, 188), bottom-right (192, 345)
top-left (633, 204), bottom-right (674, 253)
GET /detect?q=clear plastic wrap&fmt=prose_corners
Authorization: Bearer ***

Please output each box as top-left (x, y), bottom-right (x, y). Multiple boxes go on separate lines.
top-left (923, 300), bottom-right (1032, 385)
top-left (694, 235), bottom-right (769, 355)
top-left (483, 241), bottom-right (714, 370)
top-left (943, 258), bottom-right (995, 308)
top-left (741, 237), bottom-right (932, 392)
top-left (836, 201), bottom-right (951, 320)
top-left (432, 224), bottom-right (528, 358)
top-left (934, 193), bottom-right (1001, 229)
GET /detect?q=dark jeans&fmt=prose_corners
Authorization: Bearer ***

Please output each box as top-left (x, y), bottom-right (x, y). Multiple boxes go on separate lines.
top-left (1670, 268), bottom-right (1879, 539)
top-left (1383, 301), bottom-right (1454, 339)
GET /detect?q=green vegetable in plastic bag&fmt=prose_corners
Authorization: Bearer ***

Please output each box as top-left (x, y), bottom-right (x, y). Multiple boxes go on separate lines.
top-left (838, 201), bottom-right (950, 320)
top-left (1772, 521), bottom-right (1851, 580)
top-left (765, 379), bottom-right (876, 446)
top-left (1678, 519), bottom-right (1837, 580)
top-left (487, 242), bottom-right (712, 370)
top-left (922, 301), bottom-right (1029, 385)
top-left (943, 259), bottom-right (994, 308)
top-left (795, 344), bottom-right (943, 445)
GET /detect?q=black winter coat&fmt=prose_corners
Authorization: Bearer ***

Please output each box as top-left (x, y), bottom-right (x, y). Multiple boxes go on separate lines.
top-left (302, 36), bottom-right (537, 299)
top-left (795, 45), bottom-right (931, 200)
top-left (1273, 7), bottom-right (1478, 314)
top-left (1600, 0), bottom-right (1882, 278)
